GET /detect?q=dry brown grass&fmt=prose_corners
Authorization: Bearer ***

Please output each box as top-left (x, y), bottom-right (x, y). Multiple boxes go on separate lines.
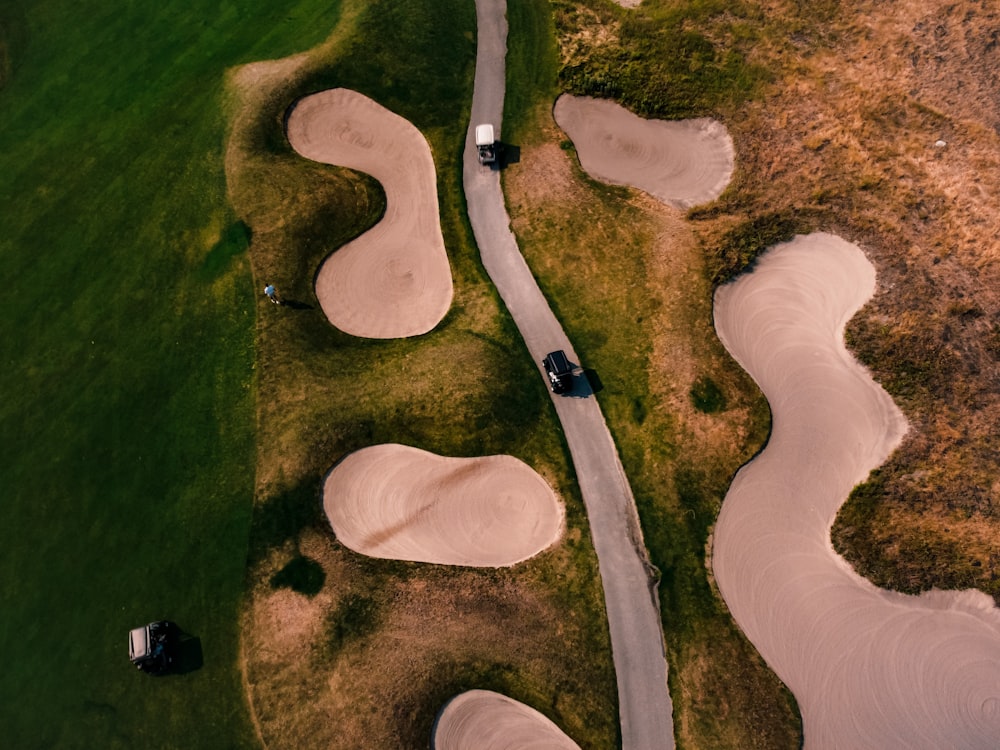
top-left (687, 0), bottom-right (1000, 603)
top-left (521, 1), bottom-right (1000, 744)
top-left (242, 528), bottom-right (615, 750)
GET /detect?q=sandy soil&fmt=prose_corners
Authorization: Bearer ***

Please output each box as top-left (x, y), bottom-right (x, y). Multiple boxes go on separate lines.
top-left (322, 444), bottom-right (564, 567)
top-left (712, 233), bottom-right (1000, 748)
top-left (285, 88), bottom-right (452, 338)
top-left (433, 690), bottom-right (581, 750)
top-left (553, 95), bottom-right (733, 209)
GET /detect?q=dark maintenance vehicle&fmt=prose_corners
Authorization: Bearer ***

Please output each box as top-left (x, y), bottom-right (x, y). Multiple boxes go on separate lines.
top-left (543, 350), bottom-right (573, 394)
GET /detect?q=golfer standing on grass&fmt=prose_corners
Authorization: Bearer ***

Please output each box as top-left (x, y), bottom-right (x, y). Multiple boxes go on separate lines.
top-left (264, 283), bottom-right (282, 305)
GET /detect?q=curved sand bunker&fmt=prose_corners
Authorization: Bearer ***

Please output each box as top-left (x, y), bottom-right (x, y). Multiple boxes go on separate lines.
top-left (323, 444), bottom-right (563, 567)
top-left (433, 690), bottom-right (580, 750)
top-left (553, 94), bottom-right (733, 209)
top-left (286, 88), bottom-right (452, 338)
top-left (713, 233), bottom-right (1000, 748)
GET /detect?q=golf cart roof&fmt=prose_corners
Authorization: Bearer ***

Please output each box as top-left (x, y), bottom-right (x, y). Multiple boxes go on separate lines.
top-left (475, 123), bottom-right (495, 146)
top-left (129, 625), bottom-right (151, 660)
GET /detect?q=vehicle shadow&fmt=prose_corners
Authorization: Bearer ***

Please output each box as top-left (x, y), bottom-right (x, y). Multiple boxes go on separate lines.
top-left (582, 368), bottom-right (603, 394)
top-left (498, 142), bottom-right (520, 169)
top-left (171, 629), bottom-right (204, 675)
top-left (560, 365), bottom-right (601, 399)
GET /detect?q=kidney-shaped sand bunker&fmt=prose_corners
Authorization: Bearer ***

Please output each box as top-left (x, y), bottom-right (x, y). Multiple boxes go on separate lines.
top-left (323, 445), bottom-right (563, 567)
top-left (553, 94), bottom-right (733, 209)
top-left (433, 690), bottom-right (581, 750)
top-left (286, 88), bottom-right (453, 339)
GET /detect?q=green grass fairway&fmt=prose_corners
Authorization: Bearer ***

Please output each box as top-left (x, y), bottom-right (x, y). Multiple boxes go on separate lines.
top-left (0, 2), bottom-right (348, 746)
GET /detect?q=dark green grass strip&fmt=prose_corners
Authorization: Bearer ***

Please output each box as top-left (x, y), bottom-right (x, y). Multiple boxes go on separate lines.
top-left (0, 2), bottom-right (350, 747)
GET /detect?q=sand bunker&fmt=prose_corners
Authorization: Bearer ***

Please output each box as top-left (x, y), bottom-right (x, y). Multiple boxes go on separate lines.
top-left (323, 444), bottom-right (563, 567)
top-left (286, 88), bottom-right (452, 338)
top-left (553, 94), bottom-right (733, 209)
top-left (713, 233), bottom-right (1000, 748)
top-left (433, 690), bottom-right (580, 750)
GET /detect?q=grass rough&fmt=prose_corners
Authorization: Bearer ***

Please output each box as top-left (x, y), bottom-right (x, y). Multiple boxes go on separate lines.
top-left (227, 1), bottom-right (619, 748)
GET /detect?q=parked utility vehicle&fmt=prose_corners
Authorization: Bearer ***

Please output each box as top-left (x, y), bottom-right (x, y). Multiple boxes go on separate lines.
top-left (128, 620), bottom-right (177, 675)
top-left (476, 123), bottom-right (497, 165)
top-left (543, 350), bottom-right (573, 394)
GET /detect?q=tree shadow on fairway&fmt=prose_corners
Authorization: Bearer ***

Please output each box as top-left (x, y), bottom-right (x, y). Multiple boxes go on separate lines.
top-left (248, 478), bottom-right (325, 564)
top-left (270, 554), bottom-right (326, 596)
top-left (200, 221), bottom-right (251, 281)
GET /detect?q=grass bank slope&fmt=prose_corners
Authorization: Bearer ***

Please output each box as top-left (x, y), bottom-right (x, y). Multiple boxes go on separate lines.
top-left (227, 1), bottom-right (619, 748)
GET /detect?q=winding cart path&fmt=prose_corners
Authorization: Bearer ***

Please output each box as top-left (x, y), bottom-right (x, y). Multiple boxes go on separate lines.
top-left (462, 2), bottom-right (674, 748)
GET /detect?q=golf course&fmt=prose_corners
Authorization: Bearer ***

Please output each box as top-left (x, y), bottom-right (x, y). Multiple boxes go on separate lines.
top-left (4, 0), bottom-right (1000, 748)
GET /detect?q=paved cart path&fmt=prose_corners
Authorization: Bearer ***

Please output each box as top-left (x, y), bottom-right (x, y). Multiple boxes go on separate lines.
top-left (461, 2), bottom-right (674, 748)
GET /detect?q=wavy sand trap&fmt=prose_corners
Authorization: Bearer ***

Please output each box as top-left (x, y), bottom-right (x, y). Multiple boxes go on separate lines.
top-left (713, 233), bottom-right (1000, 748)
top-left (286, 88), bottom-right (452, 338)
top-left (323, 444), bottom-right (563, 567)
top-left (553, 94), bottom-right (733, 209)
top-left (433, 690), bottom-right (580, 750)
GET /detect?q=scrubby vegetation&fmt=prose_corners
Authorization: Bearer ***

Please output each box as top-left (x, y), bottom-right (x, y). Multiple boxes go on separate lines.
top-left (502, 0), bottom-right (1000, 745)
top-left (553, 0), bottom-right (770, 119)
top-left (554, 0), bottom-right (1000, 608)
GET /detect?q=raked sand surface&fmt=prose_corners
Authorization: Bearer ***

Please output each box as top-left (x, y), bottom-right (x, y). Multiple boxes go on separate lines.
top-left (286, 88), bottom-right (452, 338)
top-left (712, 233), bottom-right (1000, 748)
top-left (553, 94), bottom-right (733, 209)
top-left (323, 444), bottom-right (563, 567)
top-left (433, 690), bottom-right (581, 750)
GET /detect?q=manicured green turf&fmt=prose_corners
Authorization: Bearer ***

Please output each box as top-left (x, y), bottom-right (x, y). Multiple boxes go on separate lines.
top-left (0, 2), bottom-right (350, 746)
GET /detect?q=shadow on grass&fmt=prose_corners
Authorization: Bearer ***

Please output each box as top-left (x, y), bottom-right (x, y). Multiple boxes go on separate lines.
top-left (499, 142), bottom-right (520, 169)
top-left (248, 479), bottom-right (324, 564)
top-left (270, 554), bottom-right (326, 596)
top-left (200, 220), bottom-right (250, 281)
top-left (690, 374), bottom-right (726, 413)
top-left (172, 630), bottom-right (204, 675)
top-left (583, 368), bottom-right (603, 394)
top-left (280, 298), bottom-right (314, 310)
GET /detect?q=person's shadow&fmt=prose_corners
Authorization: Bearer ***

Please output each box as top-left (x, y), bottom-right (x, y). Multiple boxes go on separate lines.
top-left (280, 298), bottom-right (313, 310)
